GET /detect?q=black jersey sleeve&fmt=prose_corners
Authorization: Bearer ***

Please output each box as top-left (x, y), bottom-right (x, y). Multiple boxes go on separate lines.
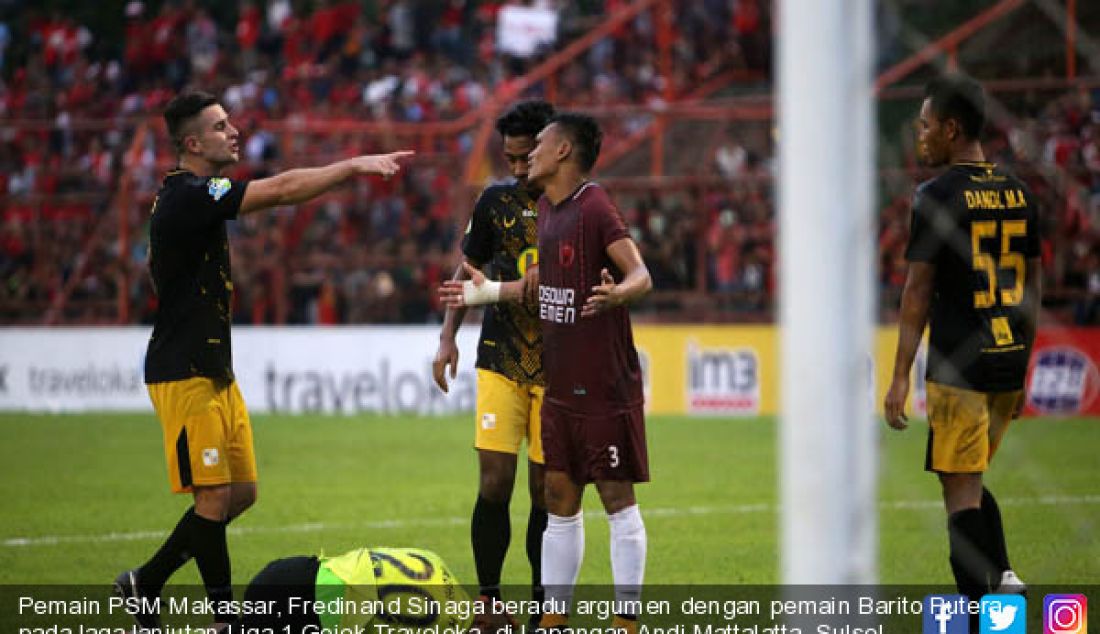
top-left (461, 187), bottom-right (499, 266)
top-left (163, 176), bottom-right (248, 234)
top-left (905, 184), bottom-right (947, 263)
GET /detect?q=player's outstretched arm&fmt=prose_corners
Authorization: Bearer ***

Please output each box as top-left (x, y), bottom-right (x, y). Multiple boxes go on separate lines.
top-left (239, 151), bottom-right (414, 215)
top-left (884, 261), bottom-right (934, 430)
top-left (581, 237), bottom-right (652, 317)
top-left (438, 261), bottom-right (525, 308)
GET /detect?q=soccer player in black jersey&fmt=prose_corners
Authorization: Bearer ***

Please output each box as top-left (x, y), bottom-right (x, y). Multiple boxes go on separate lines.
top-left (885, 76), bottom-right (1041, 601)
top-left (115, 90), bottom-right (412, 632)
top-left (432, 101), bottom-right (554, 626)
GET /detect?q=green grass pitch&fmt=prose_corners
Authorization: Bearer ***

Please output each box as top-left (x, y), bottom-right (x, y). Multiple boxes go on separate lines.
top-left (0, 413), bottom-right (1097, 587)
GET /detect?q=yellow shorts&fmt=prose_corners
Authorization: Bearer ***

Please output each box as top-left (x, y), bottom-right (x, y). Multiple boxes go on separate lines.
top-left (475, 369), bottom-right (544, 464)
top-left (925, 381), bottom-right (1023, 474)
top-left (147, 377), bottom-right (257, 494)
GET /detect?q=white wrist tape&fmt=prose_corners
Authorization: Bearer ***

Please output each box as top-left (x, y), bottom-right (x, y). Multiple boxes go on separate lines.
top-left (462, 279), bottom-right (501, 306)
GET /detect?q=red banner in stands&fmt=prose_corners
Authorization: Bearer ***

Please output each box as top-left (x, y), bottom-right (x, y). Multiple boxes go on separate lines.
top-left (1024, 328), bottom-right (1100, 417)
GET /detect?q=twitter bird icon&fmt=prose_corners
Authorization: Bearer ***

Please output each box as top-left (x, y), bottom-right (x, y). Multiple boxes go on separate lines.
top-left (982, 594), bottom-right (1027, 634)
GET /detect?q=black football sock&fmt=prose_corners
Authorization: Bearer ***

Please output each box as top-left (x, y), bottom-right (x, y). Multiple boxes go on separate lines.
top-left (947, 508), bottom-right (997, 601)
top-left (472, 495), bottom-right (511, 599)
top-left (527, 505), bottom-right (548, 605)
top-left (189, 513), bottom-right (235, 622)
top-left (138, 506), bottom-right (197, 596)
top-left (981, 487), bottom-right (1011, 573)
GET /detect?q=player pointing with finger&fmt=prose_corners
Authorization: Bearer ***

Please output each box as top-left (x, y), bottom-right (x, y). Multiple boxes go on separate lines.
top-left (116, 90), bottom-right (413, 633)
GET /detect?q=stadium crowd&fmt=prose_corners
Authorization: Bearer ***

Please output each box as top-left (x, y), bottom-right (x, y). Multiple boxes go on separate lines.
top-left (0, 0), bottom-right (768, 323)
top-left (876, 88), bottom-right (1100, 323)
top-left (1, 1), bottom-right (1098, 324)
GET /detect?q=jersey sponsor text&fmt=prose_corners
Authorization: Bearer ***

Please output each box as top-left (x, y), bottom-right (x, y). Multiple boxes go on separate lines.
top-left (539, 285), bottom-right (576, 324)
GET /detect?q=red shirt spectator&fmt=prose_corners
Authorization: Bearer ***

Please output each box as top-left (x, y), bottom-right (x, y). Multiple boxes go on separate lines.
top-left (124, 13), bottom-right (151, 73)
top-left (40, 16), bottom-right (66, 68)
top-left (317, 279), bottom-right (340, 323)
top-left (734, 0), bottom-right (762, 36)
top-left (149, 5), bottom-right (180, 64)
top-left (308, 1), bottom-right (341, 48)
top-left (236, 2), bottom-right (261, 51)
top-left (281, 16), bottom-right (310, 70)
top-left (335, 2), bottom-right (361, 31)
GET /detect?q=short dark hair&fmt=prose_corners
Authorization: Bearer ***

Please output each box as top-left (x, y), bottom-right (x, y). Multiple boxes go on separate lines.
top-left (495, 100), bottom-right (555, 138)
top-left (550, 112), bottom-right (602, 172)
top-left (164, 91), bottom-right (220, 153)
top-left (924, 75), bottom-right (986, 140)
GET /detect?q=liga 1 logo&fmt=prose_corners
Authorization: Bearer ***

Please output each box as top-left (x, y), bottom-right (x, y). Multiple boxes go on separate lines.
top-left (1026, 346), bottom-right (1100, 415)
top-left (686, 341), bottom-right (760, 415)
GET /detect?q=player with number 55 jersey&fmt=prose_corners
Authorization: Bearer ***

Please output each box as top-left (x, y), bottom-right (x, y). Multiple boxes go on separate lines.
top-left (905, 161), bottom-right (1040, 395)
top-left (885, 75), bottom-right (1041, 610)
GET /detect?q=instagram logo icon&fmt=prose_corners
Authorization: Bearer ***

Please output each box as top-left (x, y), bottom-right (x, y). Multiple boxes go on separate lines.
top-left (1045, 595), bottom-right (1088, 634)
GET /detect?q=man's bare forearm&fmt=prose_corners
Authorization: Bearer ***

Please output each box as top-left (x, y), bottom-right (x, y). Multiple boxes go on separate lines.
top-left (616, 266), bottom-right (653, 305)
top-left (240, 162), bottom-right (356, 215)
top-left (241, 152), bottom-right (410, 215)
top-left (892, 274), bottom-right (932, 380)
top-left (440, 262), bottom-right (471, 339)
top-left (498, 280), bottom-right (525, 303)
top-left (270, 161), bottom-right (358, 206)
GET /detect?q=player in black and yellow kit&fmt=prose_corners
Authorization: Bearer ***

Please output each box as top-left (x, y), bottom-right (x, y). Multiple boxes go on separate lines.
top-left (885, 76), bottom-right (1041, 601)
top-left (432, 101), bottom-right (554, 624)
top-left (115, 91), bottom-right (412, 632)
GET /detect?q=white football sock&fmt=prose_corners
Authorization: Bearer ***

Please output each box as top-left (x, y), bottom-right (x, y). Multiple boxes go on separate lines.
top-left (608, 505), bottom-right (646, 609)
top-left (541, 511), bottom-right (585, 614)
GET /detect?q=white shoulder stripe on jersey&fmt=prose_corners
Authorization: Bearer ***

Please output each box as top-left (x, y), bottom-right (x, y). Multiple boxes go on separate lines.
top-left (572, 181), bottom-right (598, 200)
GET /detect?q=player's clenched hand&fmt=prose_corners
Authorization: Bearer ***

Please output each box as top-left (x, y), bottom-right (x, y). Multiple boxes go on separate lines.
top-left (350, 150), bottom-right (415, 178)
top-left (883, 375), bottom-right (910, 430)
top-left (438, 261), bottom-right (486, 308)
top-left (432, 337), bottom-right (459, 393)
top-left (582, 269), bottom-right (620, 318)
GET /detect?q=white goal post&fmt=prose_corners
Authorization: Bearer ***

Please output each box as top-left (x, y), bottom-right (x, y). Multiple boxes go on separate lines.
top-left (778, 0), bottom-right (878, 583)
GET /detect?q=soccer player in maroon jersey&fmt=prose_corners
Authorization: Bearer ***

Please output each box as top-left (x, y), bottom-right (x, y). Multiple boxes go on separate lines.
top-left (441, 113), bottom-right (652, 633)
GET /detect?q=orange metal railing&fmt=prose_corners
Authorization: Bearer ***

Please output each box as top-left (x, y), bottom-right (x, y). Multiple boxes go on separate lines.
top-left (873, 0), bottom-right (1028, 92)
top-left (40, 122), bottom-right (149, 325)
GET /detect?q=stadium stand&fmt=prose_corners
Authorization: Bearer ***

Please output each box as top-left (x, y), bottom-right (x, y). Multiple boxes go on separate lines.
top-left (0, 0), bottom-right (1097, 325)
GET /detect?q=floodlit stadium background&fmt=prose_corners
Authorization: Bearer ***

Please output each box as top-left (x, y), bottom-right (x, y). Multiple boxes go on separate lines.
top-left (0, 0), bottom-right (1098, 592)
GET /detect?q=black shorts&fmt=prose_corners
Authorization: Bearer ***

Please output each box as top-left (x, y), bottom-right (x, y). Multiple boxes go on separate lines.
top-left (541, 402), bottom-right (649, 484)
top-left (233, 556), bottom-right (320, 634)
